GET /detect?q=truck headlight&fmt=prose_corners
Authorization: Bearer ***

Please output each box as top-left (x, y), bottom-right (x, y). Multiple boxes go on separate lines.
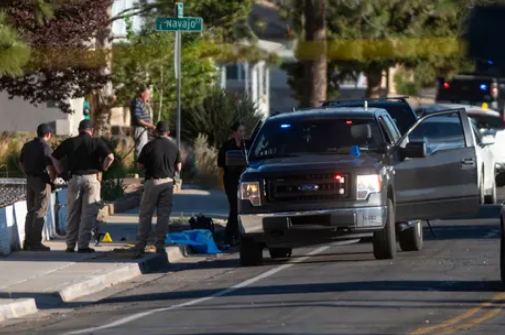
top-left (239, 182), bottom-right (261, 206)
top-left (356, 174), bottom-right (381, 200)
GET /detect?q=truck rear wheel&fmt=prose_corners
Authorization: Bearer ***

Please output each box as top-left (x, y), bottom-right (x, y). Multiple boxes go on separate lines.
top-left (239, 237), bottom-right (263, 266)
top-left (399, 221), bottom-right (424, 252)
top-left (373, 199), bottom-right (397, 260)
top-left (269, 248), bottom-right (292, 259)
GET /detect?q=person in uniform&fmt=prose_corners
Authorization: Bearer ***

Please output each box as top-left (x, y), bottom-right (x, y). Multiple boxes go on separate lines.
top-left (130, 85), bottom-right (156, 161)
top-left (134, 121), bottom-right (181, 255)
top-left (217, 122), bottom-right (252, 247)
top-left (51, 120), bottom-right (115, 253)
top-left (18, 123), bottom-right (57, 251)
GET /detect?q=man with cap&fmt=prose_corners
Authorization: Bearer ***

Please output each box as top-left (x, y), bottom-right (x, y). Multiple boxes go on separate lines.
top-left (134, 121), bottom-right (181, 254)
top-left (131, 85), bottom-right (156, 161)
top-left (18, 123), bottom-right (57, 251)
top-left (51, 120), bottom-right (115, 253)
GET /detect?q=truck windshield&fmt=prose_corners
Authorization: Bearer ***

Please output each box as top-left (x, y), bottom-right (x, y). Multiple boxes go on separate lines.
top-left (249, 118), bottom-right (384, 160)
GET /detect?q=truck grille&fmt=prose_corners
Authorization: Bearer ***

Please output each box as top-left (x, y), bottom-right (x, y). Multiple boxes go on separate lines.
top-left (266, 173), bottom-right (351, 203)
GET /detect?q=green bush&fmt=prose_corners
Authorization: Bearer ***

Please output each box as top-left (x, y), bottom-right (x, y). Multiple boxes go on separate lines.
top-left (393, 69), bottom-right (420, 96)
top-left (177, 88), bottom-right (261, 150)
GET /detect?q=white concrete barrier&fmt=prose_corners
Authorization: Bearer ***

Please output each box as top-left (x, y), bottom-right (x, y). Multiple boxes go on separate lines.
top-left (0, 189), bottom-right (68, 256)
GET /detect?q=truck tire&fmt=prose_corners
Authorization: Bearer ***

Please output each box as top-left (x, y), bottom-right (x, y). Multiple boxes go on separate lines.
top-left (269, 248), bottom-right (292, 259)
top-left (373, 199), bottom-right (397, 260)
top-left (399, 221), bottom-right (423, 252)
top-left (239, 237), bottom-right (263, 266)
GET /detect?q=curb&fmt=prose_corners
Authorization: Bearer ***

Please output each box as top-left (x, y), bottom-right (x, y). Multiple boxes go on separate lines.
top-left (50, 245), bottom-right (190, 303)
top-left (0, 244), bottom-right (200, 322)
top-left (0, 299), bottom-right (38, 322)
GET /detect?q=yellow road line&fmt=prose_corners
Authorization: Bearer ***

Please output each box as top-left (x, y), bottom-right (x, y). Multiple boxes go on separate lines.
top-left (435, 307), bottom-right (503, 335)
top-left (409, 291), bottom-right (505, 335)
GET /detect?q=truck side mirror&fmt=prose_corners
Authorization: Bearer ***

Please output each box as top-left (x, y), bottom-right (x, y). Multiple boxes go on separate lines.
top-left (399, 141), bottom-right (427, 160)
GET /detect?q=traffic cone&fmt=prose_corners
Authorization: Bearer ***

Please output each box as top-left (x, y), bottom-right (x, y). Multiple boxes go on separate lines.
top-left (102, 233), bottom-right (113, 243)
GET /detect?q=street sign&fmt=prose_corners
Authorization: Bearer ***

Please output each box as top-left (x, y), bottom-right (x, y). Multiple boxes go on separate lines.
top-left (176, 2), bottom-right (184, 18)
top-left (155, 17), bottom-right (203, 32)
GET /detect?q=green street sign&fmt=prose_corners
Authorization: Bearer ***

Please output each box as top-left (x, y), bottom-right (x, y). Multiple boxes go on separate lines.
top-left (155, 17), bottom-right (203, 32)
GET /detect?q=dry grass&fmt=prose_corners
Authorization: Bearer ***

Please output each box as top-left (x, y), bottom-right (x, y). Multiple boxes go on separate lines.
top-left (191, 134), bottom-right (223, 190)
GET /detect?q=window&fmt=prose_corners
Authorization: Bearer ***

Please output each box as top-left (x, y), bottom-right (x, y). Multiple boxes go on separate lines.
top-left (225, 64), bottom-right (245, 80)
top-left (250, 118), bottom-right (385, 160)
top-left (378, 117), bottom-right (393, 144)
top-left (469, 113), bottom-right (505, 131)
top-left (383, 115), bottom-right (401, 142)
top-left (408, 112), bottom-right (465, 154)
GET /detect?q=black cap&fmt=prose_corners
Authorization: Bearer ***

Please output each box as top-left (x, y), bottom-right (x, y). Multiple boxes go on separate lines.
top-left (36, 123), bottom-right (52, 137)
top-left (78, 119), bottom-right (93, 130)
top-left (156, 121), bottom-right (169, 133)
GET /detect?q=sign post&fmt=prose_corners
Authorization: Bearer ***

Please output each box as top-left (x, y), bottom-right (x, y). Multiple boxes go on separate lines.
top-left (155, 3), bottom-right (204, 150)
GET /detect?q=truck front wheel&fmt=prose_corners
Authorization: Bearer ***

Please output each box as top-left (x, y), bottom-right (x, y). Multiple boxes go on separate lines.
top-left (239, 237), bottom-right (263, 266)
top-left (269, 248), bottom-right (292, 259)
top-left (373, 199), bottom-right (397, 260)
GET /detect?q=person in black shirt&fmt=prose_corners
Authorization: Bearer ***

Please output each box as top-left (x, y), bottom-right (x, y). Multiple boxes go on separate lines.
top-left (19, 123), bottom-right (57, 251)
top-left (51, 120), bottom-right (115, 253)
top-left (134, 121), bottom-right (181, 254)
top-left (217, 122), bottom-right (252, 246)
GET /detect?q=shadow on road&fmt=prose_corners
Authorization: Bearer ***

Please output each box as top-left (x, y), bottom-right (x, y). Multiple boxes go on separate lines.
top-left (90, 279), bottom-right (503, 306)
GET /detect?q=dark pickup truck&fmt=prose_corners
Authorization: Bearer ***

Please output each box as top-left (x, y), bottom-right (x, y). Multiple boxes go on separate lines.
top-left (227, 106), bottom-right (481, 266)
top-left (435, 74), bottom-right (505, 115)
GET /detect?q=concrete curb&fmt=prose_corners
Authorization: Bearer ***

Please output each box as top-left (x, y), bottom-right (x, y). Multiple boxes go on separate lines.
top-left (0, 299), bottom-right (38, 322)
top-left (55, 245), bottom-right (191, 303)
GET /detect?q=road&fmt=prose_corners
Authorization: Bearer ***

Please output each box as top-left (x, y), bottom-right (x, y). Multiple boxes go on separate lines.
top-left (0, 204), bottom-right (503, 335)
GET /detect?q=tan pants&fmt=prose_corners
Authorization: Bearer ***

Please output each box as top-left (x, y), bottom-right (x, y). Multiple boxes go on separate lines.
top-left (135, 178), bottom-right (174, 250)
top-left (66, 174), bottom-right (101, 249)
top-left (24, 176), bottom-right (51, 245)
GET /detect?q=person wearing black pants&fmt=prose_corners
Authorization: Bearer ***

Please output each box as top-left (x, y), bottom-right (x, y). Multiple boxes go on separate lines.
top-left (218, 122), bottom-right (251, 247)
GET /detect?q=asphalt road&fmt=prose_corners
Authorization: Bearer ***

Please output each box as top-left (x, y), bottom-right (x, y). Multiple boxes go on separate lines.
top-left (1, 199), bottom-right (505, 335)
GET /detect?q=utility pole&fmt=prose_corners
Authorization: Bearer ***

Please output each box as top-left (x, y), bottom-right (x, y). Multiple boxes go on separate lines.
top-left (155, 2), bottom-right (203, 149)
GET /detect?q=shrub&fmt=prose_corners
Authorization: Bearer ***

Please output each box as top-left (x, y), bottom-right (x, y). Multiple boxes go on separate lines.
top-left (178, 88), bottom-right (262, 150)
top-left (191, 133), bottom-right (223, 190)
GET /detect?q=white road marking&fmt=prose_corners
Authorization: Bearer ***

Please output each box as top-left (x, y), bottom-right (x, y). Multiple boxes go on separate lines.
top-left (60, 245), bottom-right (331, 335)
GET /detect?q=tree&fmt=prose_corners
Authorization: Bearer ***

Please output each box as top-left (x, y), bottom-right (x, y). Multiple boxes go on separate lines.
top-left (180, 88), bottom-right (261, 149)
top-left (112, 18), bottom-right (219, 122)
top-left (0, 13), bottom-right (30, 77)
top-left (0, 0), bottom-right (113, 113)
top-left (114, 0), bottom-right (255, 44)
top-left (301, 0), bottom-right (327, 107)
top-left (279, 0), bottom-right (477, 100)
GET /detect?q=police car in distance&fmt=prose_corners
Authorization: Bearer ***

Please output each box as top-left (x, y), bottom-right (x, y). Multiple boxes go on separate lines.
top-left (226, 105), bottom-right (481, 266)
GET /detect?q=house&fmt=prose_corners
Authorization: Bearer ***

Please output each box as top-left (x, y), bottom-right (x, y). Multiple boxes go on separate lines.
top-left (220, 0), bottom-right (297, 116)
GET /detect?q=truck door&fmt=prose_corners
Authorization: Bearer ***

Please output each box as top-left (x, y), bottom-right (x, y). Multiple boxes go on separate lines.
top-left (394, 108), bottom-right (480, 221)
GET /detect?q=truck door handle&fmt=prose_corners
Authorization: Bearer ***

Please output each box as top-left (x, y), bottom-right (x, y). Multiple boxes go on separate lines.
top-left (461, 158), bottom-right (475, 165)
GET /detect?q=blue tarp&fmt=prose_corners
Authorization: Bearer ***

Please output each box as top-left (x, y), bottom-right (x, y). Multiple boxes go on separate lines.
top-left (165, 229), bottom-right (223, 254)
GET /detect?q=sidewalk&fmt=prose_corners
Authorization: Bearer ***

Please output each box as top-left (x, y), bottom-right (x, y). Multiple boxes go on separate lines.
top-left (0, 187), bottom-right (229, 323)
